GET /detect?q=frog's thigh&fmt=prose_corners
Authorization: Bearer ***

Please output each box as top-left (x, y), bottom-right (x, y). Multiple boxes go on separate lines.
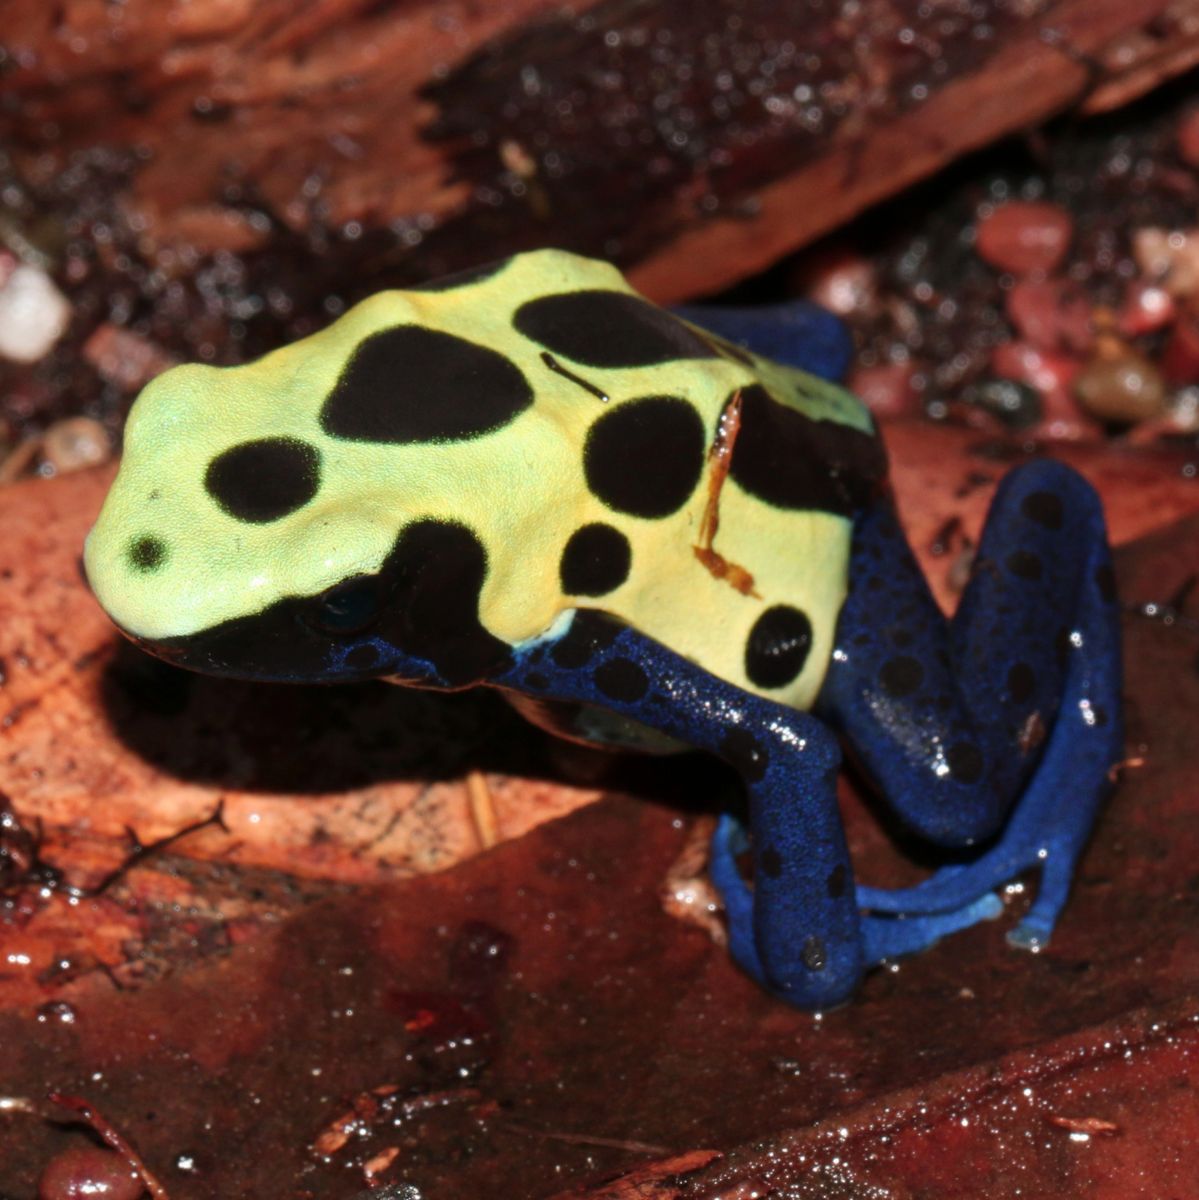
top-left (820, 461), bottom-right (1122, 938)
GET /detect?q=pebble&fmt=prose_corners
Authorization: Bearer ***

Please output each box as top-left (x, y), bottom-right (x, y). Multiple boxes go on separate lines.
top-left (1132, 227), bottom-right (1199, 297)
top-left (1118, 280), bottom-right (1176, 336)
top-left (41, 417), bottom-right (112, 475)
top-left (1005, 278), bottom-right (1092, 353)
top-left (967, 377), bottom-right (1041, 429)
top-left (1073, 349), bottom-right (1167, 424)
top-left (38, 1144), bottom-right (143, 1200)
top-left (992, 339), bottom-right (1080, 404)
top-left (1033, 379), bottom-right (1105, 441)
top-left (977, 202), bottom-right (1072, 276)
top-left (793, 244), bottom-right (879, 316)
top-left (846, 361), bottom-right (920, 418)
top-left (1178, 107), bottom-right (1199, 168)
top-left (82, 325), bottom-right (178, 393)
top-left (0, 261), bottom-right (71, 364)
top-left (1163, 308), bottom-right (1199, 386)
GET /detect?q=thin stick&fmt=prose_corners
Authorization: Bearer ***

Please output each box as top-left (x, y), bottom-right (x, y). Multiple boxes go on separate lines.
top-left (466, 771), bottom-right (498, 850)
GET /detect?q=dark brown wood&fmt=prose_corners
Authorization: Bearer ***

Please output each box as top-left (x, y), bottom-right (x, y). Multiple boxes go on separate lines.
top-left (2, 0), bottom-right (1195, 301)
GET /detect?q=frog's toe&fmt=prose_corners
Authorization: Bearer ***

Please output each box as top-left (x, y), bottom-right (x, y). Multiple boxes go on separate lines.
top-left (709, 814), bottom-right (764, 982)
top-left (1005, 855), bottom-right (1074, 950)
top-left (1007, 918), bottom-right (1052, 952)
top-left (861, 892), bottom-right (1002, 964)
top-left (856, 866), bottom-right (1006, 916)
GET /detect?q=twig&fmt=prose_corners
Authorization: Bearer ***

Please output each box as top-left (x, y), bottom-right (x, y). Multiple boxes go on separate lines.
top-left (499, 1119), bottom-right (669, 1157)
top-left (78, 800), bottom-right (229, 898)
top-left (465, 772), bottom-right (498, 851)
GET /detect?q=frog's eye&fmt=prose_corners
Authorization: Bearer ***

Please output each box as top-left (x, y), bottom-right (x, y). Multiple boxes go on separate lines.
top-left (306, 575), bottom-right (382, 636)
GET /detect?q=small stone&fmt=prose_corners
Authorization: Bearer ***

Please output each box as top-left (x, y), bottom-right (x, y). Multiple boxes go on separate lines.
top-left (977, 202), bottom-right (1072, 276)
top-left (1170, 386), bottom-right (1199, 433)
top-left (1074, 351), bottom-right (1167, 424)
top-left (793, 244), bottom-right (879, 316)
top-left (1118, 280), bottom-right (1176, 336)
top-left (0, 262), bottom-right (71, 363)
top-left (1132, 227), bottom-right (1199, 297)
top-left (967, 377), bottom-right (1042, 429)
top-left (1177, 107), bottom-right (1199, 168)
top-left (41, 417), bottom-right (112, 475)
top-left (1163, 309), bottom-right (1199, 386)
top-left (992, 339), bottom-right (1080, 402)
top-left (1005, 278), bottom-right (1093, 353)
top-left (1033, 380), bottom-right (1104, 442)
top-left (82, 325), bottom-right (178, 393)
top-left (846, 360), bottom-right (920, 418)
top-left (38, 1144), bottom-right (142, 1200)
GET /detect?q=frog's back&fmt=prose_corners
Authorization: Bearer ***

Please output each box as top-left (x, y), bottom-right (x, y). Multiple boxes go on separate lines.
top-left (86, 249), bottom-right (885, 710)
top-left (441, 252), bottom-right (886, 710)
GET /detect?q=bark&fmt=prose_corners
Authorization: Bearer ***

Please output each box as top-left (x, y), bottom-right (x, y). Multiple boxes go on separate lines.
top-left (2, 0), bottom-right (1196, 300)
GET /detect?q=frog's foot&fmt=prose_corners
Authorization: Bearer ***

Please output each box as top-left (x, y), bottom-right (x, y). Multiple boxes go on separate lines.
top-left (854, 836), bottom-right (1071, 945)
top-left (710, 813), bottom-right (764, 982)
top-left (855, 658), bottom-right (1120, 952)
top-left (712, 815), bottom-right (1002, 979)
top-left (859, 856), bottom-right (1062, 955)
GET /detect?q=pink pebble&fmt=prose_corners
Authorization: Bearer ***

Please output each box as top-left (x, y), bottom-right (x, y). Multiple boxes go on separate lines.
top-left (992, 339), bottom-right (1080, 402)
top-left (82, 325), bottom-right (178, 393)
top-left (1178, 107), bottom-right (1199, 169)
top-left (793, 244), bottom-right (879, 316)
top-left (1163, 310), bottom-right (1199, 385)
top-left (977, 201), bottom-right (1073, 276)
top-left (1005, 278), bottom-right (1093, 353)
top-left (38, 1144), bottom-right (143, 1200)
top-left (1032, 382), bottom-right (1104, 441)
top-left (1118, 279), bottom-right (1176, 336)
top-left (847, 361), bottom-right (920, 419)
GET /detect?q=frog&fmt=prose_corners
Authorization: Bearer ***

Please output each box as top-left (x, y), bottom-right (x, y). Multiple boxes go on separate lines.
top-left (84, 249), bottom-right (1123, 1010)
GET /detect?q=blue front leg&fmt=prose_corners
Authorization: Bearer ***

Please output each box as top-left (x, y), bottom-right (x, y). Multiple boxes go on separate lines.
top-left (819, 460), bottom-right (1123, 953)
top-left (494, 614), bottom-right (866, 1008)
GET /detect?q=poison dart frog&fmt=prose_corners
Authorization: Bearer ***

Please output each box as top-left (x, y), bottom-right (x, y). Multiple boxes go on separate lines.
top-left (84, 250), bottom-right (1123, 1009)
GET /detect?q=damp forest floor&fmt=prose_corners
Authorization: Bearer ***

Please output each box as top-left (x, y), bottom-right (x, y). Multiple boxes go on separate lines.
top-left (1, 423), bottom-right (1198, 1198)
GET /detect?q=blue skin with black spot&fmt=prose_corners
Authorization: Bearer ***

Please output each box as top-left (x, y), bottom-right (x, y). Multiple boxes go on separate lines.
top-left (494, 303), bottom-right (1123, 1009)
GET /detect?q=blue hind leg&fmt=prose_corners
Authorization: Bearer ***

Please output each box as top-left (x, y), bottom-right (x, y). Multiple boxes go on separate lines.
top-left (677, 301), bottom-right (854, 380)
top-left (710, 814), bottom-right (1003, 978)
top-left (819, 460), bottom-right (1123, 958)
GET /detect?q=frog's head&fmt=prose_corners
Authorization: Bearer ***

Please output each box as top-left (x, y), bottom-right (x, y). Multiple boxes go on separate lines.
top-left (83, 335), bottom-right (517, 687)
top-left (85, 254), bottom-right (621, 688)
